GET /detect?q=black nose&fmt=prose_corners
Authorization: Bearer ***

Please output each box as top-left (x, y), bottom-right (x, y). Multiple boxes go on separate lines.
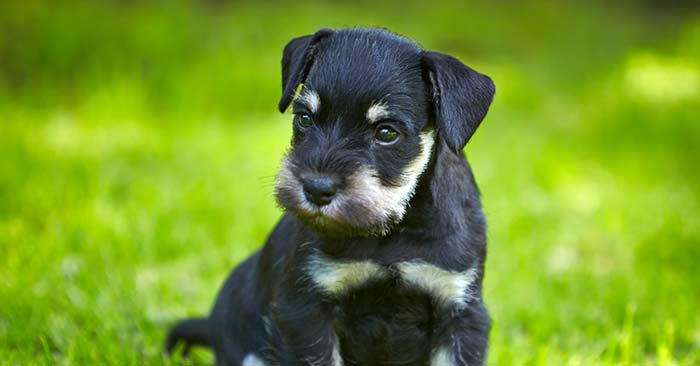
top-left (301, 176), bottom-right (339, 206)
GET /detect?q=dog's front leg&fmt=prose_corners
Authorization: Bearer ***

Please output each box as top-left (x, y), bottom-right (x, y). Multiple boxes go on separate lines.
top-left (271, 277), bottom-right (341, 366)
top-left (429, 301), bottom-right (490, 366)
top-left (397, 261), bottom-right (489, 366)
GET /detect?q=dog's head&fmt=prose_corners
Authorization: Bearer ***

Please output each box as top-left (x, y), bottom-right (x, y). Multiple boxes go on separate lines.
top-left (274, 28), bottom-right (494, 236)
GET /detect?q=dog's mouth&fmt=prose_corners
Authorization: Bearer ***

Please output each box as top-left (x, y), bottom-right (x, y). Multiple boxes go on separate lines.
top-left (274, 159), bottom-right (406, 236)
top-left (293, 208), bottom-right (373, 236)
top-left (275, 186), bottom-right (394, 237)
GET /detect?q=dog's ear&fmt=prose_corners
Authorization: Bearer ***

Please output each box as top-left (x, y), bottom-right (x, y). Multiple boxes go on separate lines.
top-left (278, 29), bottom-right (334, 112)
top-left (422, 51), bottom-right (495, 152)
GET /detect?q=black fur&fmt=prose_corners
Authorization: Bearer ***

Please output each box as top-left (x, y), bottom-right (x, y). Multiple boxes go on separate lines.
top-left (422, 51), bottom-right (495, 152)
top-left (279, 28), bottom-right (334, 112)
top-left (166, 317), bottom-right (210, 356)
top-left (166, 27), bottom-right (495, 366)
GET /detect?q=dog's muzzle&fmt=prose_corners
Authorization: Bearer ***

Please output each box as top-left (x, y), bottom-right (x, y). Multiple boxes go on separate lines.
top-left (274, 132), bottom-right (435, 235)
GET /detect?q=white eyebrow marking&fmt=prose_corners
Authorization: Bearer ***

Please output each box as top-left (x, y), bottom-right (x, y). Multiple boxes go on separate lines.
top-left (365, 101), bottom-right (390, 123)
top-left (305, 252), bottom-right (390, 296)
top-left (295, 89), bottom-right (321, 114)
top-left (396, 261), bottom-right (478, 309)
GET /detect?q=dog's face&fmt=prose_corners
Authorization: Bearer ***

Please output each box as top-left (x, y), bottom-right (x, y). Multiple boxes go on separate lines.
top-left (274, 29), bottom-right (495, 236)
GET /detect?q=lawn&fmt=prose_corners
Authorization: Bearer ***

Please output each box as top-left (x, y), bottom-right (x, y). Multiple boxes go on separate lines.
top-left (1, 1), bottom-right (699, 365)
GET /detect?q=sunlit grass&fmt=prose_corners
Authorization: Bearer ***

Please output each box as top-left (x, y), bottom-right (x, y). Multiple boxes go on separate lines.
top-left (625, 53), bottom-right (700, 104)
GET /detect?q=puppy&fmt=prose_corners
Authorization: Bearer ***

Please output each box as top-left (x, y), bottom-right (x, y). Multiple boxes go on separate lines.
top-left (166, 27), bottom-right (495, 366)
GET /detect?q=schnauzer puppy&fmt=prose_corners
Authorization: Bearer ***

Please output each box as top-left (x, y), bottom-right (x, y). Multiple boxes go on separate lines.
top-left (166, 27), bottom-right (495, 366)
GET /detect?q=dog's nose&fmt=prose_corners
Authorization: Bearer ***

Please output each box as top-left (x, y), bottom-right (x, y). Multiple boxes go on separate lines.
top-left (301, 176), bottom-right (339, 206)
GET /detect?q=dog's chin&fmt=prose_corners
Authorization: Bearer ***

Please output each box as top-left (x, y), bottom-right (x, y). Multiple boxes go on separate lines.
top-left (275, 193), bottom-right (398, 237)
top-left (292, 209), bottom-right (391, 237)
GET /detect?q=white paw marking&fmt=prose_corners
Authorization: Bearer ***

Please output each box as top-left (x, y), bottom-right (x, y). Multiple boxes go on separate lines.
top-left (396, 261), bottom-right (478, 309)
top-left (303, 334), bottom-right (344, 366)
top-left (242, 353), bottom-right (267, 366)
top-left (431, 346), bottom-right (455, 366)
top-left (331, 334), bottom-right (344, 366)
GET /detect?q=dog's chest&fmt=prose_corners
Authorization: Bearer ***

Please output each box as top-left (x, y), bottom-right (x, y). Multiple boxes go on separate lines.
top-left (333, 281), bottom-right (433, 366)
top-left (301, 253), bottom-right (478, 365)
top-left (305, 254), bottom-right (476, 365)
top-left (304, 252), bottom-right (478, 309)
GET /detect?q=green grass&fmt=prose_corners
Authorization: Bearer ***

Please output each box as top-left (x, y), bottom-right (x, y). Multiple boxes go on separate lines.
top-left (1, 0), bottom-right (699, 365)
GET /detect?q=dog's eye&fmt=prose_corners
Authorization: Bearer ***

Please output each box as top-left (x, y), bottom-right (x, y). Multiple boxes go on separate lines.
top-left (375, 125), bottom-right (400, 144)
top-left (295, 112), bottom-right (313, 129)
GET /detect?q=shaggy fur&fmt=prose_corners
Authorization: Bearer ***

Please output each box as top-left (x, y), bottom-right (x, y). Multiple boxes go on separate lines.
top-left (166, 27), bottom-right (495, 366)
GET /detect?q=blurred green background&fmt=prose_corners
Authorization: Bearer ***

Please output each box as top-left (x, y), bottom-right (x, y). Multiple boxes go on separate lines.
top-left (1, 0), bottom-right (699, 365)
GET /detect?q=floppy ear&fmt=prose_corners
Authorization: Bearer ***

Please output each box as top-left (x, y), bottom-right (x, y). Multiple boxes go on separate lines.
top-left (422, 50), bottom-right (495, 152)
top-left (278, 28), bottom-right (334, 112)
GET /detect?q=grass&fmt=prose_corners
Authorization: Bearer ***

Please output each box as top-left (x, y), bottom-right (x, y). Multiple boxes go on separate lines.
top-left (1, 0), bottom-right (699, 365)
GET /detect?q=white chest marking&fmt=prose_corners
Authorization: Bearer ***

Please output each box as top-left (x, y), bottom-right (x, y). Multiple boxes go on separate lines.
top-left (305, 253), bottom-right (390, 296)
top-left (396, 261), bottom-right (478, 309)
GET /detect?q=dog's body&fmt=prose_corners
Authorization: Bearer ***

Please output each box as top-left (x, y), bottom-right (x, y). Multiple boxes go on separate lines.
top-left (167, 28), bottom-right (495, 366)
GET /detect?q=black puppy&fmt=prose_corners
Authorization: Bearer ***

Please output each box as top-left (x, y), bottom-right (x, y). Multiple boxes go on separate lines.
top-left (167, 27), bottom-right (495, 366)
